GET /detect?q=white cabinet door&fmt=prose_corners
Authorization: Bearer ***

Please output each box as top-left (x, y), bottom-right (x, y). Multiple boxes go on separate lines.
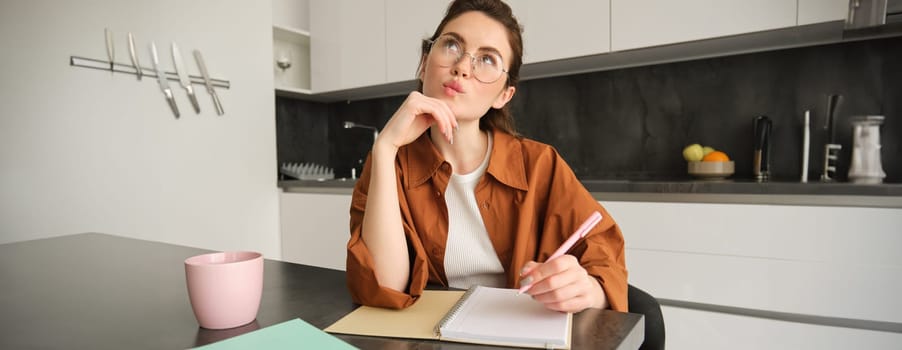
top-left (798, 0), bottom-right (849, 25)
top-left (310, 0), bottom-right (386, 92)
top-left (272, 0), bottom-right (309, 32)
top-left (279, 192), bottom-right (352, 271)
top-left (385, 0), bottom-right (448, 84)
top-left (611, 0), bottom-right (797, 52)
top-left (663, 306), bottom-right (902, 350)
top-left (605, 200), bottom-right (902, 323)
top-left (508, 0), bottom-right (611, 64)
top-left (606, 200), bottom-right (902, 349)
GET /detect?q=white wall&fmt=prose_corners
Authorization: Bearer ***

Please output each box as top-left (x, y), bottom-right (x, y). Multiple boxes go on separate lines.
top-left (0, 0), bottom-right (282, 259)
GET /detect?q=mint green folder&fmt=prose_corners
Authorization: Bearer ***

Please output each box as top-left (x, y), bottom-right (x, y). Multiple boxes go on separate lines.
top-left (194, 318), bottom-right (357, 350)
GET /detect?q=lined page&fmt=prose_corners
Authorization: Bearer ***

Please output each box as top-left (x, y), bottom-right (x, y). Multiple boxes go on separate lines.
top-left (439, 286), bottom-right (570, 348)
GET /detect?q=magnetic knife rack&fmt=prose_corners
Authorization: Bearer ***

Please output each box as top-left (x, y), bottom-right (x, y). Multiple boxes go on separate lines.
top-left (69, 55), bottom-right (230, 89)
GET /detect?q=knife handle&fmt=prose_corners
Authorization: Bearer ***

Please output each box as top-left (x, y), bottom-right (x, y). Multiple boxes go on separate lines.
top-left (164, 89), bottom-right (180, 119)
top-left (127, 33), bottom-right (142, 80)
top-left (186, 87), bottom-right (201, 114)
top-left (105, 28), bottom-right (115, 71)
top-left (211, 92), bottom-right (224, 116)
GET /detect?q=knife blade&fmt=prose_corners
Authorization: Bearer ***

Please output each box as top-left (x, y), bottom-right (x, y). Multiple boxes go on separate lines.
top-left (104, 28), bottom-right (115, 71)
top-left (192, 50), bottom-right (224, 116)
top-left (150, 41), bottom-right (180, 119)
top-left (171, 42), bottom-right (201, 114)
top-left (127, 33), bottom-right (142, 80)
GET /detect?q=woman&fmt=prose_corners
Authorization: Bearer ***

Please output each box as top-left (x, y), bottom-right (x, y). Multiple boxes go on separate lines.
top-left (346, 0), bottom-right (628, 313)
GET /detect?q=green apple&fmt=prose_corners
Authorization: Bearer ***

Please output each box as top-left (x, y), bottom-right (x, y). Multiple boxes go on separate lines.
top-left (682, 144), bottom-right (704, 162)
top-left (702, 146), bottom-right (715, 156)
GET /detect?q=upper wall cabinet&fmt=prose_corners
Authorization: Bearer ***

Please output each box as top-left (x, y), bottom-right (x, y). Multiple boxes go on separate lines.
top-left (611, 0), bottom-right (797, 52)
top-left (508, 0), bottom-right (611, 64)
top-left (301, 0), bottom-right (857, 99)
top-left (798, 0), bottom-right (849, 25)
top-left (311, 0), bottom-right (387, 92)
top-left (385, 1), bottom-right (448, 84)
top-left (273, 0), bottom-right (311, 94)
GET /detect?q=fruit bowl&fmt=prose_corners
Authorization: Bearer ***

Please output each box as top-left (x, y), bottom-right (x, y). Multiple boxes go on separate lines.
top-left (688, 161), bottom-right (734, 179)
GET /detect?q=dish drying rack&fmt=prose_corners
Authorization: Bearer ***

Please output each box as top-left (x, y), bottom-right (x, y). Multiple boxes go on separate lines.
top-left (280, 162), bottom-right (335, 180)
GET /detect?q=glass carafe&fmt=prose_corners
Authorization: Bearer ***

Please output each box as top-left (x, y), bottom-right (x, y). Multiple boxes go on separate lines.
top-left (848, 115), bottom-right (886, 184)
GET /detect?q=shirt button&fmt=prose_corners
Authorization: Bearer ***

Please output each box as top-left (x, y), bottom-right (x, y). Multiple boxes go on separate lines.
top-left (436, 191), bottom-right (442, 197)
top-left (441, 163), bottom-right (450, 171)
top-left (482, 202), bottom-right (489, 209)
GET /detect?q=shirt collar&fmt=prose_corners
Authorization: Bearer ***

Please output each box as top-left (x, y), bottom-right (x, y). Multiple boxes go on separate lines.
top-left (402, 129), bottom-right (528, 191)
top-left (486, 129), bottom-right (528, 191)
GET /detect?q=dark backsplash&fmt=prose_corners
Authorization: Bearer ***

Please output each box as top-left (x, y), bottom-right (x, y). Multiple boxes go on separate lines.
top-left (277, 36), bottom-right (901, 182)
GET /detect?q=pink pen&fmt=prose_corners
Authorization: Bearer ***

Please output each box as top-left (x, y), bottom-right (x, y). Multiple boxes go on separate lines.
top-left (518, 211), bottom-right (603, 294)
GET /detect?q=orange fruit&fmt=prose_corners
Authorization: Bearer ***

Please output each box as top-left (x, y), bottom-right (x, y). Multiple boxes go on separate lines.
top-left (702, 150), bottom-right (730, 162)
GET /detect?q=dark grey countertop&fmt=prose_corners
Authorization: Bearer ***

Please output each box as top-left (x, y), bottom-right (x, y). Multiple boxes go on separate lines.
top-left (0, 233), bottom-right (644, 349)
top-left (278, 179), bottom-right (902, 208)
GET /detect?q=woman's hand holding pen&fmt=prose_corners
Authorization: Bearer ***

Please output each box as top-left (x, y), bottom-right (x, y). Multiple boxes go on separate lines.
top-left (376, 91), bottom-right (458, 153)
top-left (518, 256), bottom-right (608, 313)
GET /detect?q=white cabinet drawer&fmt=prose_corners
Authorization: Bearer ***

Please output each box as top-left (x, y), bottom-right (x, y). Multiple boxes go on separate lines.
top-left (662, 306), bottom-right (902, 350)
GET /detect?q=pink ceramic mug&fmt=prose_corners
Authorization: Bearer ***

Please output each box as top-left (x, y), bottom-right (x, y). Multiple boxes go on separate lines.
top-left (184, 251), bottom-right (264, 329)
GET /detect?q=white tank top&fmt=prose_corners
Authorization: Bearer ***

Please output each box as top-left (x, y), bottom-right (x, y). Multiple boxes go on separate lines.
top-left (443, 132), bottom-right (505, 289)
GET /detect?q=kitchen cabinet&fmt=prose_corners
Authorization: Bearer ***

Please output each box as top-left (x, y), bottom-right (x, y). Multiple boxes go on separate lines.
top-left (273, 26), bottom-right (311, 94)
top-left (507, 0), bottom-right (611, 63)
top-left (326, 0), bottom-right (614, 89)
top-left (385, 0), bottom-right (448, 84)
top-left (611, 0), bottom-right (797, 51)
top-left (310, 0), bottom-right (387, 92)
top-left (798, 0), bottom-right (850, 25)
top-left (273, 0), bottom-right (311, 94)
top-left (606, 200), bottom-right (902, 349)
top-left (662, 306), bottom-right (902, 349)
top-left (280, 192), bottom-right (351, 271)
top-left (298, 1), bottom-right (857, 100)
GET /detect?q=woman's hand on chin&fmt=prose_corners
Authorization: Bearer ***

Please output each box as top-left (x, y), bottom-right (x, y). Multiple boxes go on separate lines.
top-left (376, 91), bottom-right (458, 152)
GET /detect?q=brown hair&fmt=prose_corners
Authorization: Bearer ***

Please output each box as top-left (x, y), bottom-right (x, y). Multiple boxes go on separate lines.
top-left (418, 0), bottom-right (523, 137)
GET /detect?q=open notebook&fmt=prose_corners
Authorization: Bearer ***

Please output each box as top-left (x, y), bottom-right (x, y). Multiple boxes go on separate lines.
top-left (325, 286), bottom-right (571, 349)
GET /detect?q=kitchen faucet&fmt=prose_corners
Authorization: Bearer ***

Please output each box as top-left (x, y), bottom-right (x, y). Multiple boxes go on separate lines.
top-left (343, 121), bottom-right (380, 145)
top-left (343, 121), bottom-right (380, 180)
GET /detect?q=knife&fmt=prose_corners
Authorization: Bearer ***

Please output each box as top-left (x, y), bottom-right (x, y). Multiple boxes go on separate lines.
top-left (171, 42), bottom-right (201, 114)
top-left (127, 33), bottom-right (142, 80)
top-left (104, 28), bottom-right (115, 71)
top-left (192, 49), bottom-right (224, 116)
top-left (150, 41), bottom-right (180, 119)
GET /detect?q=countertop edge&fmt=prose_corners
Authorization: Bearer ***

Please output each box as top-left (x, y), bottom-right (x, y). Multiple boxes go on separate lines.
top-left (278, 180), bottom-right (902, 208)
top-left (591, 192), bottom-right (902, 208)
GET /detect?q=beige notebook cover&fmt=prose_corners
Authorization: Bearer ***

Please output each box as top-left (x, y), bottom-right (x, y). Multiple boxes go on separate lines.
top-left (325, 286), bottom-right (571, 349)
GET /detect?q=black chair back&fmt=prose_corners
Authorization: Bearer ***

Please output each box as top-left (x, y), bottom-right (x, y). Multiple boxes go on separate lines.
top-left (628, 284), bottom-right (665, 350)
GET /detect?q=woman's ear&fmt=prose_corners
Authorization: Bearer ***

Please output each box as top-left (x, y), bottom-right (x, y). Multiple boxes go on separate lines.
top-left (492, 86), bottom-right (516, 109)
top-left (416, 55), bottom-right (428, 80)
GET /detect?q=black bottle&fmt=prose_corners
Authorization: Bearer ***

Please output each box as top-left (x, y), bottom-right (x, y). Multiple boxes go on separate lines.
top-left (753, 116), bottom-right (772, 182)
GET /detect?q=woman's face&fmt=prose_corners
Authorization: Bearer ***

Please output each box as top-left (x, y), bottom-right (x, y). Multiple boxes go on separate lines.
top-left (420, 11), bottom-right (516, 123)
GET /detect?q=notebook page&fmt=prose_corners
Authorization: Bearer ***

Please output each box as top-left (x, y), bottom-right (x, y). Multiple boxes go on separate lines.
top-left (439, 286), bottom-right (570, 348)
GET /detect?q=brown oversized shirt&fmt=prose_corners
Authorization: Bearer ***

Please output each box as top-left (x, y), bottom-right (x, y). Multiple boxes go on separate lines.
top-left (346, 129), bottom-right (628, 312)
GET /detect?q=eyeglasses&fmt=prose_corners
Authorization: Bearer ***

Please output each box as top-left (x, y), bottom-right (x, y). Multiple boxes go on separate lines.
top-left (425, 34), bottom-right (508, 84)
